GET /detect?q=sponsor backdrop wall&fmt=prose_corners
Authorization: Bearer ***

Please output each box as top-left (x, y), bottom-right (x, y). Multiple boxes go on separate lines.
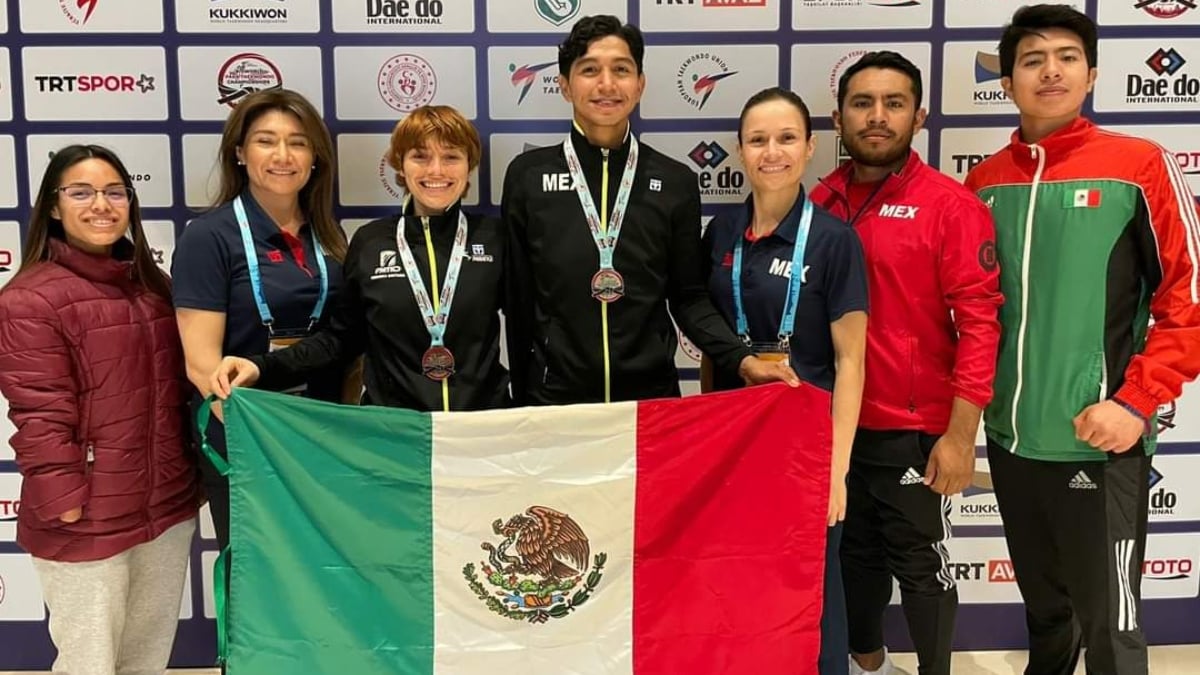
top-left (0, 0), bottom-right (1198, 668)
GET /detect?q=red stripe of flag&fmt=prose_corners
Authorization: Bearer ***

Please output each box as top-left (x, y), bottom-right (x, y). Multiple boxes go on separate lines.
top-left (633, 384), bottom-right (832, 674)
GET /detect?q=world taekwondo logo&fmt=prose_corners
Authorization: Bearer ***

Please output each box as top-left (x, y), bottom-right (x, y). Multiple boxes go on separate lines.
top-left (676, 53), bottom-right (738, 110)
top-left (509, 61), bottom-right (557, 104)
top-left (464, 505), bottom-right (605, 623)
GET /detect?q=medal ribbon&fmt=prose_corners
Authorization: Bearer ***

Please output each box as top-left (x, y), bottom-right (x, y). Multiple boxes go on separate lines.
top-left (394, 206), bottom-right (469, 349)
top-left (562, 133), bottom-right (639, 272)
top-left (732, 197), bottom-right (814, 349)
top-left (234, 196), bottom-right (329, 333)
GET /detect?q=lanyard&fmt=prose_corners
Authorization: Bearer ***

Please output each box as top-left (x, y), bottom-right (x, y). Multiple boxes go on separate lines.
top-left (562, 133), bottom-right (639, 271)
top-left (234, 196), bottom-right (328, 333)
top-left (731, 198), bottom-right (814, 350)
top-left (394, 209), bottom-right (469, 348)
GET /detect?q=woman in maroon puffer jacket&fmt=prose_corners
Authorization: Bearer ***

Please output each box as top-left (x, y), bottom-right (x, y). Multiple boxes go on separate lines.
top-left (0, 145), bottom-right (200, 675)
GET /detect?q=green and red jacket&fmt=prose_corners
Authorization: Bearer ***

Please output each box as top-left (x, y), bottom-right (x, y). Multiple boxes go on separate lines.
top-left (965, 117), bottom-right (1200, 462)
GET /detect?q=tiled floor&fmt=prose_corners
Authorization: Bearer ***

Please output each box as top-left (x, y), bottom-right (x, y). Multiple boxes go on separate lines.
top-left (1, 645), bottom-right (1196, 673)
top-left (888, 644), bottom-right (1198, 674)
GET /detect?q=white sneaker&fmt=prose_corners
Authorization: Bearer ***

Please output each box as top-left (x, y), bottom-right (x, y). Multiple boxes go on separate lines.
top-left (848, 648), bottom-right (913, 675)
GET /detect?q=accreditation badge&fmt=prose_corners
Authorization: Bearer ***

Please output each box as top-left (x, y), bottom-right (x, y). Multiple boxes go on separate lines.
top-left (749, 341), bottom-right (790, 366)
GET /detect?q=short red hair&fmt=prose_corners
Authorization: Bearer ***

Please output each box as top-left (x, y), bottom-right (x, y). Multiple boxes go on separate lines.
top-left (387, 105), bottom-right (482, 190)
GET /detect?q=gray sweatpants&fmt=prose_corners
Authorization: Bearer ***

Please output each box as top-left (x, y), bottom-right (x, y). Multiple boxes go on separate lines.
top-left (32, 518), bottom-right (196, 675)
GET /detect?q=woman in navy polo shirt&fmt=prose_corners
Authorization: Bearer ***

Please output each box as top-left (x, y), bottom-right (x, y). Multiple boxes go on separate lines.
top-left (207, 105), bottom-right (509, 414)
top-left (704, 87), bottom-right (869, 675)
top-left (171, 89), bottom-right (348, 553)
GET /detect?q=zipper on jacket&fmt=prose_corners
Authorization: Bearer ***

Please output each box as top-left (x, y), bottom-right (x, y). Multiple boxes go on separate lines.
top-left (1009, 144), bottom-right (1047, 454)
top-left (848, 177), bottom-right (891, 227)
top-left (130, 295), bottom-right (158, 528)
top-left (422, 216), bottom-right (451, 412)
top-left (908, 336), bottom-right (917, 413)
top-left (84, 443), bottom-right (95, 477)
top-left (600, 148), bottom-right (613, 404)
top-left (1099, 351), bottom-right (1108, 402)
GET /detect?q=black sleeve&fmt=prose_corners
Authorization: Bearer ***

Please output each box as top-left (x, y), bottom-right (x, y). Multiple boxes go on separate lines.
top-left (171, 217), bottom-right (231, 312)
top-left (823, 224), bottom-right (870, 321)
top-left (666, 174), bottom-right (753, 376)
top-left (700, 217), bottom-right (717, 288)
top-left (251, 234), bottom-right (369, 390)
top-left (501, 160), bottom-right (534, 406)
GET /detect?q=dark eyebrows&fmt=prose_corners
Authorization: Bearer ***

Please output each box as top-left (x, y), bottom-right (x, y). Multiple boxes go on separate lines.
top-left (573, 55), bottom-right (636, 70)
top-left (64, 181), bottom-right (125, 188)
top-left (848, 92), bottom-right (910, 101)
top-left (1019, 45), bottom-right (1083, 60)
top-left (249, 130), bottom-right (309, 141)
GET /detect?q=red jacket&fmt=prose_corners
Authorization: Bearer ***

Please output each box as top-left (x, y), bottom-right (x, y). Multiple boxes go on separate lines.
top-left (811, 152), bottom-right (1002, 434)
top-left (0, 239), bottom-right (199, 562)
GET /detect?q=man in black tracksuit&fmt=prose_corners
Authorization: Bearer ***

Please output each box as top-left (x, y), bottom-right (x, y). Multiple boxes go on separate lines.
top-left (503, 15), bottom-right (793, 405)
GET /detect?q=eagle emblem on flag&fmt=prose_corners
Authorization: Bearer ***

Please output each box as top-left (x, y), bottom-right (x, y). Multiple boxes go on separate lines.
top-left (464, 506), bottom-right (606, 623)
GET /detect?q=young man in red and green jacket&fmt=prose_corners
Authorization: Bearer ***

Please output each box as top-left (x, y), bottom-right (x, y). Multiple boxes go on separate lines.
top-left (964, 6), bottom-right (1200, 675)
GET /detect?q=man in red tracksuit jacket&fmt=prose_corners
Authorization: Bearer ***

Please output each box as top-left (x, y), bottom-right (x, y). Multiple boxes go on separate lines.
top-left (811, 51), bottom-right (1002, 675)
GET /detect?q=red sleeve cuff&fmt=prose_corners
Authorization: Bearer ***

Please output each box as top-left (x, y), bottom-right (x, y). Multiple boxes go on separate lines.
top-left (954, 385), bottom-right (992, 411)
top-left (1113, 382), bottom-right (1159, 420)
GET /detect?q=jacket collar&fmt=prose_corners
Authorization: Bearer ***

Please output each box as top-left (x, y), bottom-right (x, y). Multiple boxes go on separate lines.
top-left (818, 149), bottom-right (925, 205)
top-left (568, 121), bottom-right (633, 166)
top-left (738, 190), bottom-right (810, 244)
top-left (48, 236), bottom-right (134, 285)
top-left (1005, 116), bottom-right (1095, 163)
top-left (401, 197), bottom-right (464, 235)
top-left (239, 188), bottom-right (309, 239)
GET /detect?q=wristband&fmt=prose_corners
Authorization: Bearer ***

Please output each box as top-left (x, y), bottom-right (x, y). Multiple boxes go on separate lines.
top-left (1112, 397), bottom-right (1151, 434)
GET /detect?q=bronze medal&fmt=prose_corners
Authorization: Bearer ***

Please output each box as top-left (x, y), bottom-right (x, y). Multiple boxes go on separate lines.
top-left (590, 269), bottom-right (625, 303)
top-left (421, 345), bottom-right (455, 382)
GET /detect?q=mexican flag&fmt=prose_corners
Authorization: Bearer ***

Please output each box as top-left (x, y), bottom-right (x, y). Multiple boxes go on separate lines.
top-left (210, 384), bottom-right (832, 674)
top-left (1068, 187), bottom-right (1103, 208)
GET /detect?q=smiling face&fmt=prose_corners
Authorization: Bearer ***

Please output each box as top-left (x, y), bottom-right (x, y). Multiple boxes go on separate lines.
top-left (833, 67), bottom-right (926, 172)
top-left (399, 139), bottom-right (470, 216)
top-left (235, 109), bottom-right (314, 204)
top-left (1002, 27), bottom-right (1096, 141)
top-left (50, 158), bottom-right (132, 255)
top-left (738, 98), bottom-right (815, 195)
top-left (559, 34), bottom-right (646, 140)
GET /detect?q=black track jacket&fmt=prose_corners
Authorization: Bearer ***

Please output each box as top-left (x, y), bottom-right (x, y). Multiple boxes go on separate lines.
top-left (503, 125), bottom-right (752, 405)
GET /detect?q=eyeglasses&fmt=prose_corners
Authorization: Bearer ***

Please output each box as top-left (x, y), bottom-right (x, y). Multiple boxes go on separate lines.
top-left (56, 185), bottom-right (135, 205)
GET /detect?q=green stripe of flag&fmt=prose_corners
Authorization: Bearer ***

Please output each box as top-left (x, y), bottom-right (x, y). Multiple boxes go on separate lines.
top-left (224, 389), bottom-right (435, 675)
